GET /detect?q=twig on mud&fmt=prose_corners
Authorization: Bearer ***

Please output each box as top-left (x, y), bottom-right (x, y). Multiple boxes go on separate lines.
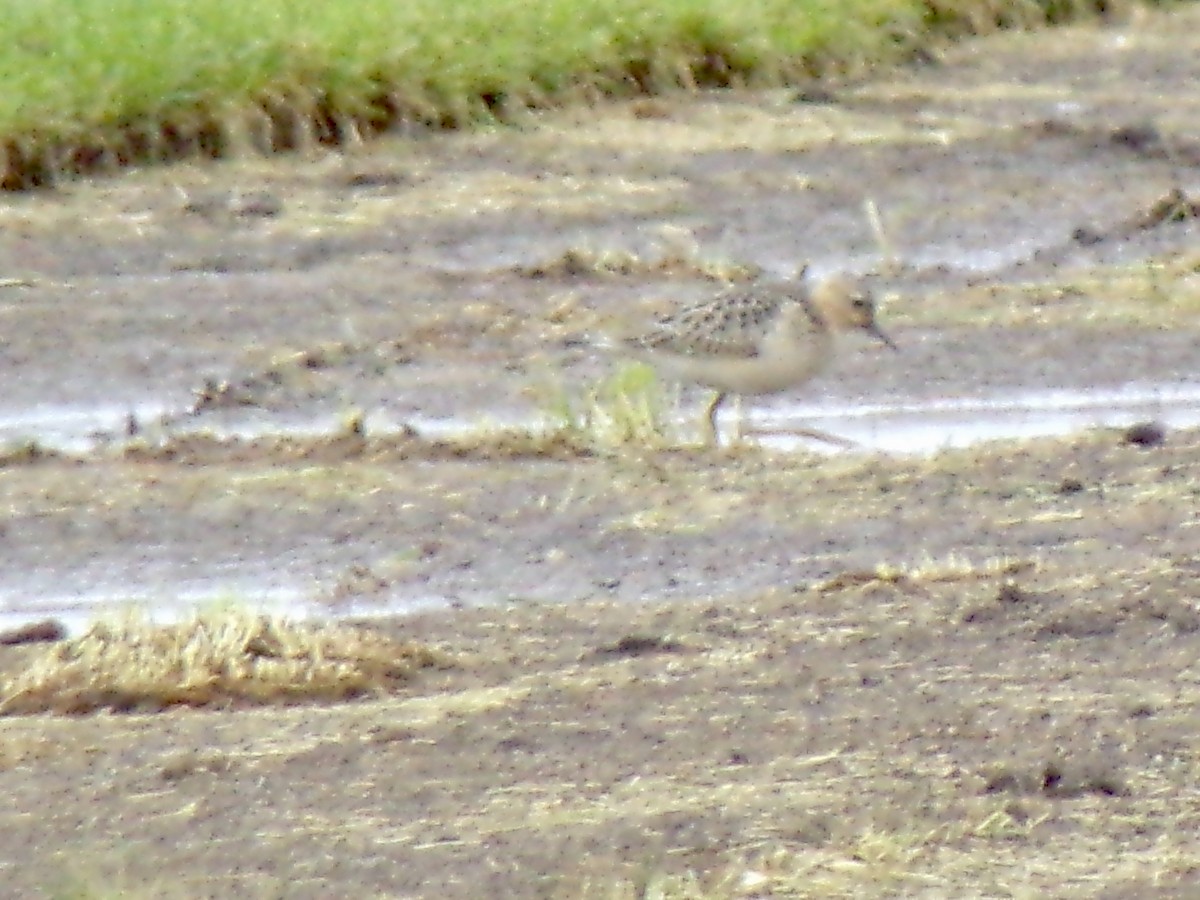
top-left (864, 197), bottom-right (901, 276)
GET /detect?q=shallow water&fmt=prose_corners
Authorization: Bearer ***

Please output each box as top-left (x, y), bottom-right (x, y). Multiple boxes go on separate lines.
top-left (0, 380), bottom-right (1194, 462)
top-left (753, 382), bottom-right (1200, 454)
top-left (2, 381), bottom-right (1194, 458)
top-left (0, 585), bottom-right (317, 637)
top-left (0, 382), bottom-right (1193, 635)
top-left (0, 403), bottom-right (171, 453)
top-left (408, 380), bottom-right (1200, 455)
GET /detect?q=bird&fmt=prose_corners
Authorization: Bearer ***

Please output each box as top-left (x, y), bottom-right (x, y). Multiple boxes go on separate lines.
top-left (611, 266), bottom-right (896, 444)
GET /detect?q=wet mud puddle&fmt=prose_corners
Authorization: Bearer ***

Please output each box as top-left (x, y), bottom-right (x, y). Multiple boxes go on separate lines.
top-left (0, 381), bottom-right (1195, 636)
top-left (3, 381), bottom-right (1194, 456)
top-left (754, 381), bottom-right (1200, 453)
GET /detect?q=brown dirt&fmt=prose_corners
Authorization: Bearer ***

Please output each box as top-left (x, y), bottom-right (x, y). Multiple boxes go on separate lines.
top-left (2, 8), bottom-right (1200, 898)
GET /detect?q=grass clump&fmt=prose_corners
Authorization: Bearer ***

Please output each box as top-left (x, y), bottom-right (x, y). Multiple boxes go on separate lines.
top-left (0, 610), bottom-right (444, 715)
top-left (438, 361), bottom-right (681, 458)
top-left (0, 0), bottom-right (1158, 189)
top-left (517, 240), bottom-right (764, 282)
top-left (539, 360), bottom-right (683, 451)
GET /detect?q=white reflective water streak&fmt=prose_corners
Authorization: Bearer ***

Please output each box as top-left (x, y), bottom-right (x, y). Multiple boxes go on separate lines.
top-left (0, 402), bottom-right (172, 452)
top-left (2, 382), bottom-right (1197, 457)
top-left (0, 584), bottom-right (474, 637)
top-left (0, 583), bottom-right (322, 636)
top-left (752, 382), bottom-right (1200, 454)
top-left (0, 404), bottom-right (352, 452)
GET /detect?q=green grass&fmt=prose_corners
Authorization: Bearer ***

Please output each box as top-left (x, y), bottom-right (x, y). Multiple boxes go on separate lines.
top-left (538, 360), bottom-right (683, 450)
top-left (0, 0), bottom-right (1161, 188)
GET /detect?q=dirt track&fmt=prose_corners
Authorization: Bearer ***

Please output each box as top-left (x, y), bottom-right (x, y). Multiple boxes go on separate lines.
top-left (1, 7), bottom-right (1200, 898)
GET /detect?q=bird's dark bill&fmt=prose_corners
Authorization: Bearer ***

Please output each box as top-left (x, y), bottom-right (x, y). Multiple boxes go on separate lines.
top-left (870, 323), bottom-right (898, 351)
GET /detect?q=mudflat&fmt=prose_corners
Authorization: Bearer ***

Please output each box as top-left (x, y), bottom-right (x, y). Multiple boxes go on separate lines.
top-left (1, 8), bottom-right (1199, 898)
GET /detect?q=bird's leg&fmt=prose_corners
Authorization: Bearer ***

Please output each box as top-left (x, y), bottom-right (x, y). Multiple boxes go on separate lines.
top-left (702, 391), bottom-right (726, 446)
top-left (789, 425), bottom-right (858, 448)
top-left (743, 421), bottom-right (858, 448)
top-left (731, 394), bottom-right (745, 445)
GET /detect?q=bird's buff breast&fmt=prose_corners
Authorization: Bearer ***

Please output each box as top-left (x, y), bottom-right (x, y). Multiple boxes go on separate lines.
top-left (646, 338), bottom-right (833, 394)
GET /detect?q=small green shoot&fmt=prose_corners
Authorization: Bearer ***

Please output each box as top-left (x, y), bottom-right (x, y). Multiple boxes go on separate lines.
top-left (538, 361), bottom-right (683, 450)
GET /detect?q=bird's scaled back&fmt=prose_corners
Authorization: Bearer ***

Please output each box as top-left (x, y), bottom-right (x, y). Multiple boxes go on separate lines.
top-left (621, 280), bottom-right (818, 360)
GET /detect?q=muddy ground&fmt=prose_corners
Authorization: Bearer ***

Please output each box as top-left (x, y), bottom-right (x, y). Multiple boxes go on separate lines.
top-left (1, 7), bottom-right (1200, 898)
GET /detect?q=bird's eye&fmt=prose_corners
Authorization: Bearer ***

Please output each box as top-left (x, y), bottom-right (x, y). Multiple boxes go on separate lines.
top-left (852, 296), bottom-right (870, 310)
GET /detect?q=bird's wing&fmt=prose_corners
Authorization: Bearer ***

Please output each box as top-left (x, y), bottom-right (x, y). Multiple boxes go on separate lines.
top-left (625, 288), bottom-right (784, 359)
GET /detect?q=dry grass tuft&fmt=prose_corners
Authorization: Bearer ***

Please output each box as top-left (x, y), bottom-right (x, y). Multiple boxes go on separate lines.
top-left (427, 427), bottom-right (598, 460)
top-left (516, 238), bottom-right (763, 283)
top-left (0, 439), bottom-right (60, 468)
top-left (814, 555), bottom-right (1036, 594)
top-left (0, 611), bottom-right (445, 715)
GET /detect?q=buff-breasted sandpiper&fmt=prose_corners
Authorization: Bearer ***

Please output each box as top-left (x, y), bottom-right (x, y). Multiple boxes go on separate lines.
top-left (613, 266), bottom-right (896, 444)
